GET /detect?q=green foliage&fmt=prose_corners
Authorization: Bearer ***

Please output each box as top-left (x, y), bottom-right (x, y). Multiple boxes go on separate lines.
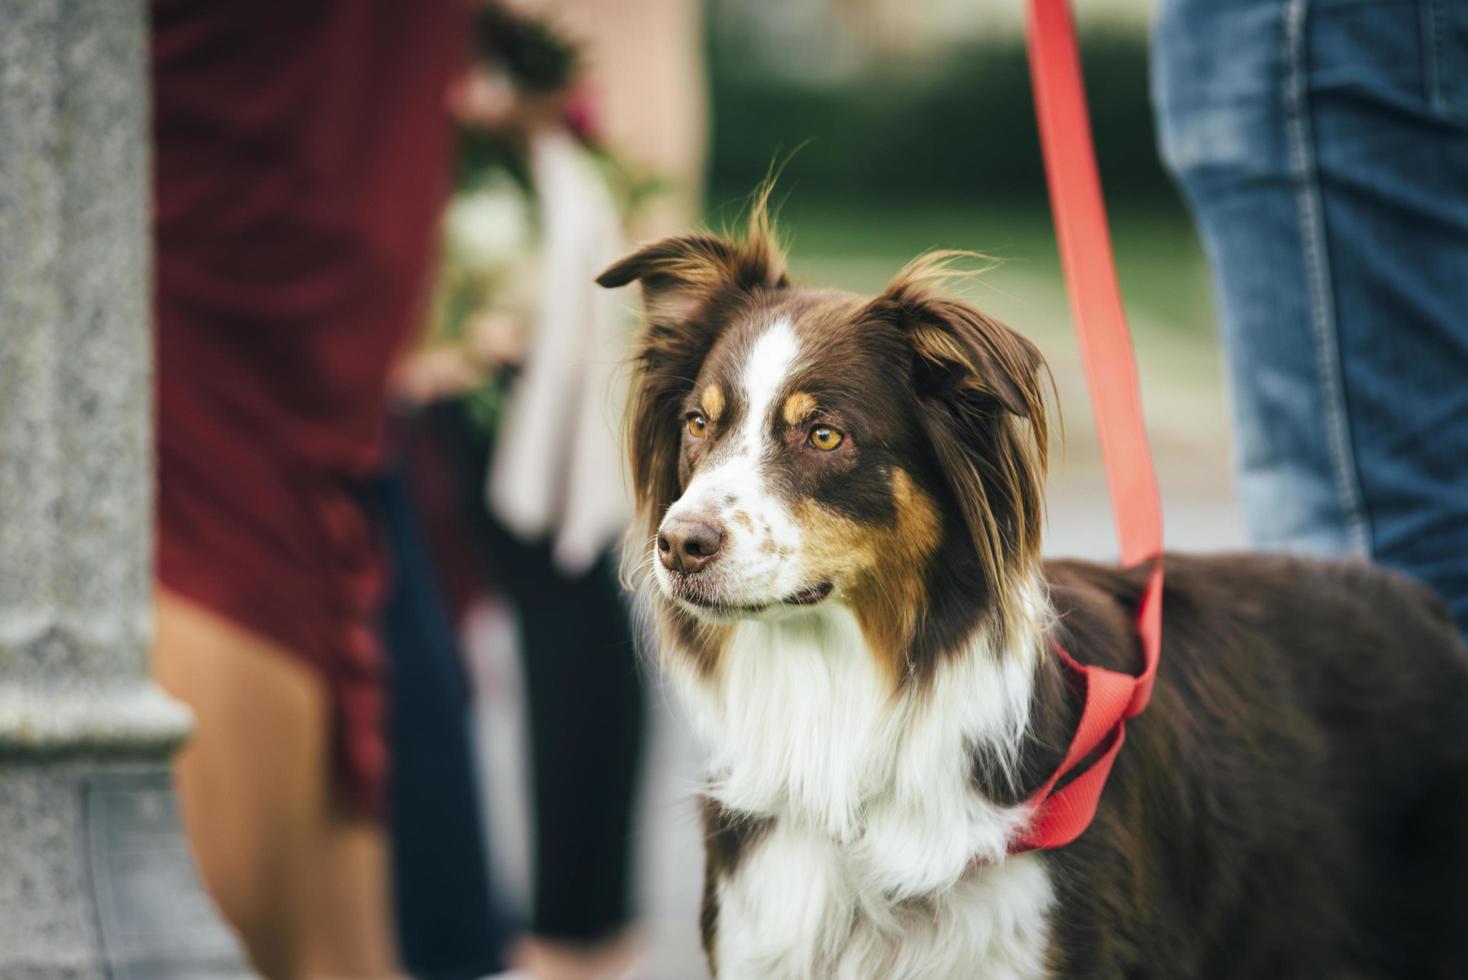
top-left (707, 30), bottom-right (1176, 208)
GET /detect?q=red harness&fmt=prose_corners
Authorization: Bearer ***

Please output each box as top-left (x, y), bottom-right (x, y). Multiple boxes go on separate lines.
top-left (1009, 0), bottom-right (1166, 853)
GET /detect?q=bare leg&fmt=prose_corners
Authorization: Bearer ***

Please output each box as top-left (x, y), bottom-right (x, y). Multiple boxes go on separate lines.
top-left (153, 589), bottom-right (401, 980)
top-left (302, 808), bottom-right (401, 978)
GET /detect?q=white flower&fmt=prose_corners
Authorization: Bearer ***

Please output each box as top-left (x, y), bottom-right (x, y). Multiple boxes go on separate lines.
top-left (446, 176), bottom-right (534, 272)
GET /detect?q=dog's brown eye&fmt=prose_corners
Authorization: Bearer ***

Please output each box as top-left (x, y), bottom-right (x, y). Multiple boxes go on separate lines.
top-left (687, 413), bottom-right (708, 438)
top-left (808, 425), bottom-right (844, 451)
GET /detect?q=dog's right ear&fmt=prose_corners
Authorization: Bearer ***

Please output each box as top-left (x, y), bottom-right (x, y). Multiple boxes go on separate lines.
top-left (596, 232), bottom-right (788, 327)
top-left (598, 230), bottom-right (788, 542)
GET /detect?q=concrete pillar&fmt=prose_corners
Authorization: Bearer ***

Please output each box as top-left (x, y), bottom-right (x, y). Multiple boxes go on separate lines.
top-left (0, 1), bottom-right (250, 975)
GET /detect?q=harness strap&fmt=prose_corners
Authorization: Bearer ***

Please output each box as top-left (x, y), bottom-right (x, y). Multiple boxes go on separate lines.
top-left (1011, 0), bottom-right (1165, 853)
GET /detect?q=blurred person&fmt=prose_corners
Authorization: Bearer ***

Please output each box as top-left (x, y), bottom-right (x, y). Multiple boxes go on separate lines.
top-left (375, 408), bottom-right (510, 980)
top-left (385, 3), bottom-right (708, 978)
top-left (467, 10), bottom-right (708, 974)
top-left (1153, 1), bottom-right (1468, 640)
top-left (462, 0), bottom-right (706, 240)
top-left (377, 19), bottom-right (570, 978)
top-left (540, 0), bottom-right (708, 241)
top-left (149, 2), bottom-right (473, 976)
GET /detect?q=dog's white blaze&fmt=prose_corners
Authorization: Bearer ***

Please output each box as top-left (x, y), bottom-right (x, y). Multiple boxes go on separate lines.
top-left (659, 318), bottom-right (807, 606)
top-left (737, 316), bottom-right (801, 456)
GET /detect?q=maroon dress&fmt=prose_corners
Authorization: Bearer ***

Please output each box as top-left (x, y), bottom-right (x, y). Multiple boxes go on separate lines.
top-left (152, 0), bottom-right (470, 817)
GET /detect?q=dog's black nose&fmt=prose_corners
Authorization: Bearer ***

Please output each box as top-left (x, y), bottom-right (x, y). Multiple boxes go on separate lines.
top-left (658, 517), bottom-right (725, 574)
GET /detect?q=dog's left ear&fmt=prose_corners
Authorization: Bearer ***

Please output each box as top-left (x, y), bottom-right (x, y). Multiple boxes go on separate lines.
top-left (871, 255), bottom-right (1046, 421)
top-left (864, 253), bottom-right (1050, 586)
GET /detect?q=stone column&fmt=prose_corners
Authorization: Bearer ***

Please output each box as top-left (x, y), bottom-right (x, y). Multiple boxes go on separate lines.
top-left (0, 1), bottom-right (250, 975)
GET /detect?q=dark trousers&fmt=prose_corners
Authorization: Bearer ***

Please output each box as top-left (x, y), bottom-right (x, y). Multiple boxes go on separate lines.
top-left (377, 432), bottom-right (509, 979)
top-left (431, 401), bottom-right (646, 943)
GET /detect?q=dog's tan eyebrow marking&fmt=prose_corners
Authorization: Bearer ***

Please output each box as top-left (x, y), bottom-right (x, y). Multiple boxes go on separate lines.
top-left (782, 391), bottom-right (817, 426)
top-left (700, 384), bottom-right (726, 422)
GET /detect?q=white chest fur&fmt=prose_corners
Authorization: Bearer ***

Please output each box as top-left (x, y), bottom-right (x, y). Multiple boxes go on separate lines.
top-left (669, 604), bottom-right (1055, 979)
top-left (716, 826), bottom-right (1054, 980)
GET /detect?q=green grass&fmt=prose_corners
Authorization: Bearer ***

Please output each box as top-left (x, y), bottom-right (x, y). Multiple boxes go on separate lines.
top-left (706, 194), bottom-right (1216, 339)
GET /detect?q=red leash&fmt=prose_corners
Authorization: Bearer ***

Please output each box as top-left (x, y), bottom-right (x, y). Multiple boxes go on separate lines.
top-left (1010, 0), bottom-right (1165, 852)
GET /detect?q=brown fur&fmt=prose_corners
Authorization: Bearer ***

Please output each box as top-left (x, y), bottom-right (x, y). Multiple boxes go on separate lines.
top-left (700, 801), bottom-right (774, 973)
top-left (850, 470), bottom-right (944, 680)
top-left (656, 600), bottom-right (733, 680)
top-left (1037, 554), bottom-right (1468, 978)
top-left (860, 251), bottom-right (1050, 640)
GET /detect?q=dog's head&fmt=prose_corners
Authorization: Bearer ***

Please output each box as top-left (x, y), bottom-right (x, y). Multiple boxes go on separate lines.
top-left (600, 213), bottom-right (1048, 677)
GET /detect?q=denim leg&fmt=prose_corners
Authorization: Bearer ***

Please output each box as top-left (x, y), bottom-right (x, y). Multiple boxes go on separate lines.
top-left (1154, 0), bottom-right (1468, 637)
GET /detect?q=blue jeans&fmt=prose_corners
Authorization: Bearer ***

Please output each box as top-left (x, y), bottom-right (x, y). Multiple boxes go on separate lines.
top-left (1152, 0), bottom-right (1468, 639)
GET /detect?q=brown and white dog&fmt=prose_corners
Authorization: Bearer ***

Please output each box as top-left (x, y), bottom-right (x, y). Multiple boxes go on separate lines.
top-left (597, 211), bottom-right (1468, 979)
